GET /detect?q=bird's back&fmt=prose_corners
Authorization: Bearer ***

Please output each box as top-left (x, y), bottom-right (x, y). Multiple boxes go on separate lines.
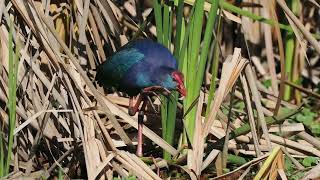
top-left (96, 39), bottom-right (178, 96)
top-left (127, 39), bottom-right (177, 69)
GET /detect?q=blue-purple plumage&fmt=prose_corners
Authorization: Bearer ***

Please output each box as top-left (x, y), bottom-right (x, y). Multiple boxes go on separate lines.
top-left (96, 39), bottom-right (179, 96)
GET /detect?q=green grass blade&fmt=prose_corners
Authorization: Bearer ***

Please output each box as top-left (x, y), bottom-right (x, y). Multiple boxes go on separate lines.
top-left (164, 5), bottom-right (178, 160)
top-left (5, 22), bottom-right (19, 176)
top-left (163, 4), bottom-right (170, 47)
top-left (193, 0), bottom-right (219, 102)
top-left (174, 0), bottom-right (185, 58)
top-left (0, 133), bottom-right (3, 177)
top-left (284, 32), bottom-right (294, 101)
top-left (161, 98), bottom-right (168, 139)
top-left (284, 0), bottom-right (299, 101)
top-left (153, 0), bottom-right (163, 44)
top-left (163, 94), bottom-right (178, 160)
top-left (5, 22), bottom-right (14, 176)
top-left (154, 0), bottom-right (179, 160)
top-left (206, 12), bottom-right (222, 116)
top-left (184, 0), bottom-right (205, 142)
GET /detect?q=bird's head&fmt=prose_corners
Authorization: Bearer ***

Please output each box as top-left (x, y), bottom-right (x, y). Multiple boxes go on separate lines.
top-left (172, 71), bottom-right (186, 97)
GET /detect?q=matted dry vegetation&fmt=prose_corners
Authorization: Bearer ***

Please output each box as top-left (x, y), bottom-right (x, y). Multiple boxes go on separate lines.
top-left (1, 0), bottom-right (320, 179)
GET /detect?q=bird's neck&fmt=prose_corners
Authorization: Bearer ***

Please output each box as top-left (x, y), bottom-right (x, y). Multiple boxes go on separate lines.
top-left (152, 67), bottom-right (177, 90)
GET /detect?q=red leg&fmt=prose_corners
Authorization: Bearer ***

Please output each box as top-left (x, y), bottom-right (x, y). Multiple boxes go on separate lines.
top-left (136, 100), bottom-right (147, 157)
top-left (128, 86), bottom-right (169, 116)
top-left (128, 95), bottom-right (143, 116)
top-left (136, 111), bottom-right (144, 157)
top-left (128, 87), bottom-right (168, 156)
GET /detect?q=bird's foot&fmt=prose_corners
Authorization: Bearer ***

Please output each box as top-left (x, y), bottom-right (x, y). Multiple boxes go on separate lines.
top-left (128, 95), bottom-right (149, 116)
top-left (141, 88), bottom-right (164, 108)
top-left (142, 86), bottom-right (172, 97)
top-left (128, 96), bottom-right (143, 116)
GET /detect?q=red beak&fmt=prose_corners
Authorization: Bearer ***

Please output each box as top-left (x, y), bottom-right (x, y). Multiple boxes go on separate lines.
top-left (177, 83), bottom-right (187, 97)
top-left (172, 71), bottom-right (186, 97)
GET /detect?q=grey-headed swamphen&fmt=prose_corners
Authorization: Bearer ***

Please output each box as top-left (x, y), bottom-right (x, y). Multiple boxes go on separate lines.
top-left (96, 39), bottom-right (186, 156)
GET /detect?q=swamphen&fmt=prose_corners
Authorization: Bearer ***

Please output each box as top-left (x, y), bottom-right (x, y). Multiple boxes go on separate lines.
top-left (96, 39), bottom-right (186, 156)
